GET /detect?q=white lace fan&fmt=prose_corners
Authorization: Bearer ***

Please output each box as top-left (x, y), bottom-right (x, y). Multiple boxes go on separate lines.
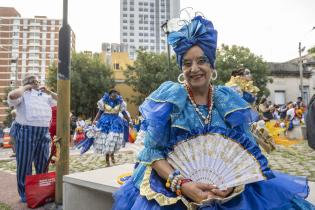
top-left (167, 132), bottom-right (269, 190)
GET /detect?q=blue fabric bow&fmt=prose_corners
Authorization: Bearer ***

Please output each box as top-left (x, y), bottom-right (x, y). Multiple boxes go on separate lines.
top-left (168, 16), bottom-right (218, 69)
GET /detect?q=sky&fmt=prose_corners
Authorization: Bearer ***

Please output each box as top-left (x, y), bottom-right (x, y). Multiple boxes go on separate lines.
top-left (1, 0), bottom-right (315, 62)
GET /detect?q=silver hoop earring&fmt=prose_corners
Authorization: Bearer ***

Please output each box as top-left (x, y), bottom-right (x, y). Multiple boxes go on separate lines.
top-left (211, 70), bottom-right (217, 81)
top-left (177, 73), bottom-right (185, 84)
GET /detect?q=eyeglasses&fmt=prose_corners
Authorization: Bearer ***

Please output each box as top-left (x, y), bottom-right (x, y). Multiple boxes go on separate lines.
top-left (182, 56), bottom-right (210, 70)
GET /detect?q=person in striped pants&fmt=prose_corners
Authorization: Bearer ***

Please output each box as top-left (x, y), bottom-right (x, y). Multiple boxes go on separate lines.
top-left (7, 75), bottom-right (57, 203)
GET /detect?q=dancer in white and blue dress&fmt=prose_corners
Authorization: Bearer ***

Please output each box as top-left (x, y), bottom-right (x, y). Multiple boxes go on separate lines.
top-left (113, 15), bottom-right (314, 210)
top-left (93, 89), bottom-right (129, 166)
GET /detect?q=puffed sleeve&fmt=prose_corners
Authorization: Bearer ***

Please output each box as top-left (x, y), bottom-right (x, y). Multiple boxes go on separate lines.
top-left (97, 99), bottom-right (104, 111)
top-left (136, 81), bottom-right (187, 165)
top-left (214, 86), bottom-right (259, 144)
top-left (137, 100), bottom-right (173, 164)
top-left (214, 86), bottom-right (259, 127)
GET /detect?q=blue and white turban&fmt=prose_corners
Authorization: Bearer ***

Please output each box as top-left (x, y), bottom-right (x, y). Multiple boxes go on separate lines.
top-left (167, 16), bottom-right (218, 69)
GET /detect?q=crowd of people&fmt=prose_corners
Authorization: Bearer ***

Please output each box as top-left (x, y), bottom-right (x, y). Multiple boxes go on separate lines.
top-left (2, 13), bottom-right (315, 210)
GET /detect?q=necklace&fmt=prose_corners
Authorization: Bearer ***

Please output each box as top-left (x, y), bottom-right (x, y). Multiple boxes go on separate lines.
top-left (184, 83), bottom-right (214, 125)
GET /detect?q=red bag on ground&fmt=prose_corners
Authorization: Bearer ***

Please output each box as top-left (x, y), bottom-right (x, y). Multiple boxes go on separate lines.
top-left (25, 171), bottom-right (55, 208)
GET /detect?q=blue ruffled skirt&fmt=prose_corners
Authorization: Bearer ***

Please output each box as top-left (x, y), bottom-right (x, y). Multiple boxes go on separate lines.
top-left (97, 113), bottom-right (124, 134)
top-left (113, 169), bottom-right (314, 210)
top-left (94, 113), bottom-right (124, 154)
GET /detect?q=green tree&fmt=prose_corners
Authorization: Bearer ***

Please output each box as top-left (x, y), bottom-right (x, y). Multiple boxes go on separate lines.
top-left (124, 50), bottom-right (180, 105)
top-left (46, 52), bottom-right (115, 118)
top-left (215, 44), bottom-right (271, 98)
top-left (308, 46), bottom-right (315, 54)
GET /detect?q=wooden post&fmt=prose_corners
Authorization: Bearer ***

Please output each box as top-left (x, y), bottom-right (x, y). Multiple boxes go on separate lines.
top-left (55, 0), bottom-right (71, 205)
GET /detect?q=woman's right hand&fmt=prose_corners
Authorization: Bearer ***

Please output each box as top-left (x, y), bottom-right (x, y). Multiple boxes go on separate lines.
top-left (181, 182), bottom-right (219, 203)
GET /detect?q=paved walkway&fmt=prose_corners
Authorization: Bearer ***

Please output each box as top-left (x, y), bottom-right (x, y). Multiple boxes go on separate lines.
top-left (0, 141), bottom-right (314, 209)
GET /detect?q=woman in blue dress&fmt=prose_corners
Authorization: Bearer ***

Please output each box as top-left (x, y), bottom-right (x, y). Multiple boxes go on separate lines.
top-left (93, 90), bottom-right (129, 166)
top-left (113, 15), bottom-right (314, 210)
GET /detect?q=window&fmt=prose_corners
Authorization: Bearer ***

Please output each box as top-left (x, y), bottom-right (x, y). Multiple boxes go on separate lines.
top-left (13, 32), bottom-right (19, 37)
top-left (123, 14), bottom-right (127, 17)
top-left (274, 91), bottom-right (285, 105)
top-left (130, 39), bottom-right (134, 42)
top-left (123, 20), bottom-right (128, 23)
top-left (130, 26), bottom-right (134, 30)
top-left (130, 32), bottom-right (134, 36)
top-left (139, 33), bottom-right (143, 36)
top-left (123, 39), bottom-right (127, 42)
top-left (123, 26), bottom-right (127, 29)
top-left (123, 32), bottom-right (127, 36)
top-left (130, 14), bottom-right (134, 17)
top-left (113, 63), bottom-right (120, 70)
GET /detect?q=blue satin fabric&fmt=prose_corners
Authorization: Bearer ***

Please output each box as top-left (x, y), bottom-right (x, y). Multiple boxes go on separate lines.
top-left (113, 169), bottom-right (313, 210)
top-left (96, 94), bottom-right (124, 133)
top-left (102, 92), bottom-right (123, 107)
top-left (97, 113), bottom-right (124, 133)
top-left (168, 16), bottom-right (217, 69)
top-left (242, 91), bottom-right (256, 104)
top-left (113, 81), bottom-right (314, 210)
top-left (137, 82), bottom-right (258, 164)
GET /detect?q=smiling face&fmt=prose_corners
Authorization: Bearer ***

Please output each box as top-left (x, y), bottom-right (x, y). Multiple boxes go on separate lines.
top-left (182, 45), bottom-right (213, 91)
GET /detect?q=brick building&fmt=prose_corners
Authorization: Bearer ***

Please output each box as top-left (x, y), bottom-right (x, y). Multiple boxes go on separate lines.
top-left (0, 7), bottom-right (76, 124)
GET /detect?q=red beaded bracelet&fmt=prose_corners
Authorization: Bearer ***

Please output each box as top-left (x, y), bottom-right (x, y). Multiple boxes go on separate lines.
top-left (175, 178), bottom-right (193, 196)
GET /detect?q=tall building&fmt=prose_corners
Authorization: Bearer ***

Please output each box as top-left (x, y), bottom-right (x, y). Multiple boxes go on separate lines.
top-left (120, 0), bottom-right (180, 60)
top-left (0, 7), bottom-right (76, 124)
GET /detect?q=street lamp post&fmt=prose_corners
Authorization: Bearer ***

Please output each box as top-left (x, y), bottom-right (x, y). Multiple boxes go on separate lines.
top-left (161, 20), bottom-right (171, 80)
top-left (298, 42), bottom-right (305, 100)
top-left (299, 26), bottom-right (315, 101)
top-left (55, 0), bottom-right (71, 205)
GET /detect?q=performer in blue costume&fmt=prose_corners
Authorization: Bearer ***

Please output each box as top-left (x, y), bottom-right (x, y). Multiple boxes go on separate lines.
top-left (113, 15), bottom-right (314, 210)
top-left (93, 89), bottom-right (129, 166)
top-left (225, 68), bottom-right (259, 105)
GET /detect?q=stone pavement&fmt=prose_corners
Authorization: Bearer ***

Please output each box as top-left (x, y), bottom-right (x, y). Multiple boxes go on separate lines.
top-left (0, 141), bottom-right (314, 209)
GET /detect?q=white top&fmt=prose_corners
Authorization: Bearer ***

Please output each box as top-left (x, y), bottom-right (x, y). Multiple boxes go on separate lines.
top-left (286, 108), bottom-right (295, 121)
top-left (76, 120), bottom-right (85, 128)
top-left (7, 89), bottom-right (56, 127)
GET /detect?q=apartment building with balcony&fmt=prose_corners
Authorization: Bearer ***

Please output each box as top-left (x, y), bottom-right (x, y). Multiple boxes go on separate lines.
top-left (0, 7), bottom-right (76, 124)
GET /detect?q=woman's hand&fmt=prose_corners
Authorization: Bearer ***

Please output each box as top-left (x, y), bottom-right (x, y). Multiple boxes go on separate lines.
top-left (181, 182), bottom-right (220, 203)
top-left (211, 187), bottom-right (234, 198)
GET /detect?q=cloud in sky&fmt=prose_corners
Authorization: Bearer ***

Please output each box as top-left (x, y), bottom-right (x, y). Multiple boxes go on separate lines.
top-left (1, 0), bottom-right (315, 62)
